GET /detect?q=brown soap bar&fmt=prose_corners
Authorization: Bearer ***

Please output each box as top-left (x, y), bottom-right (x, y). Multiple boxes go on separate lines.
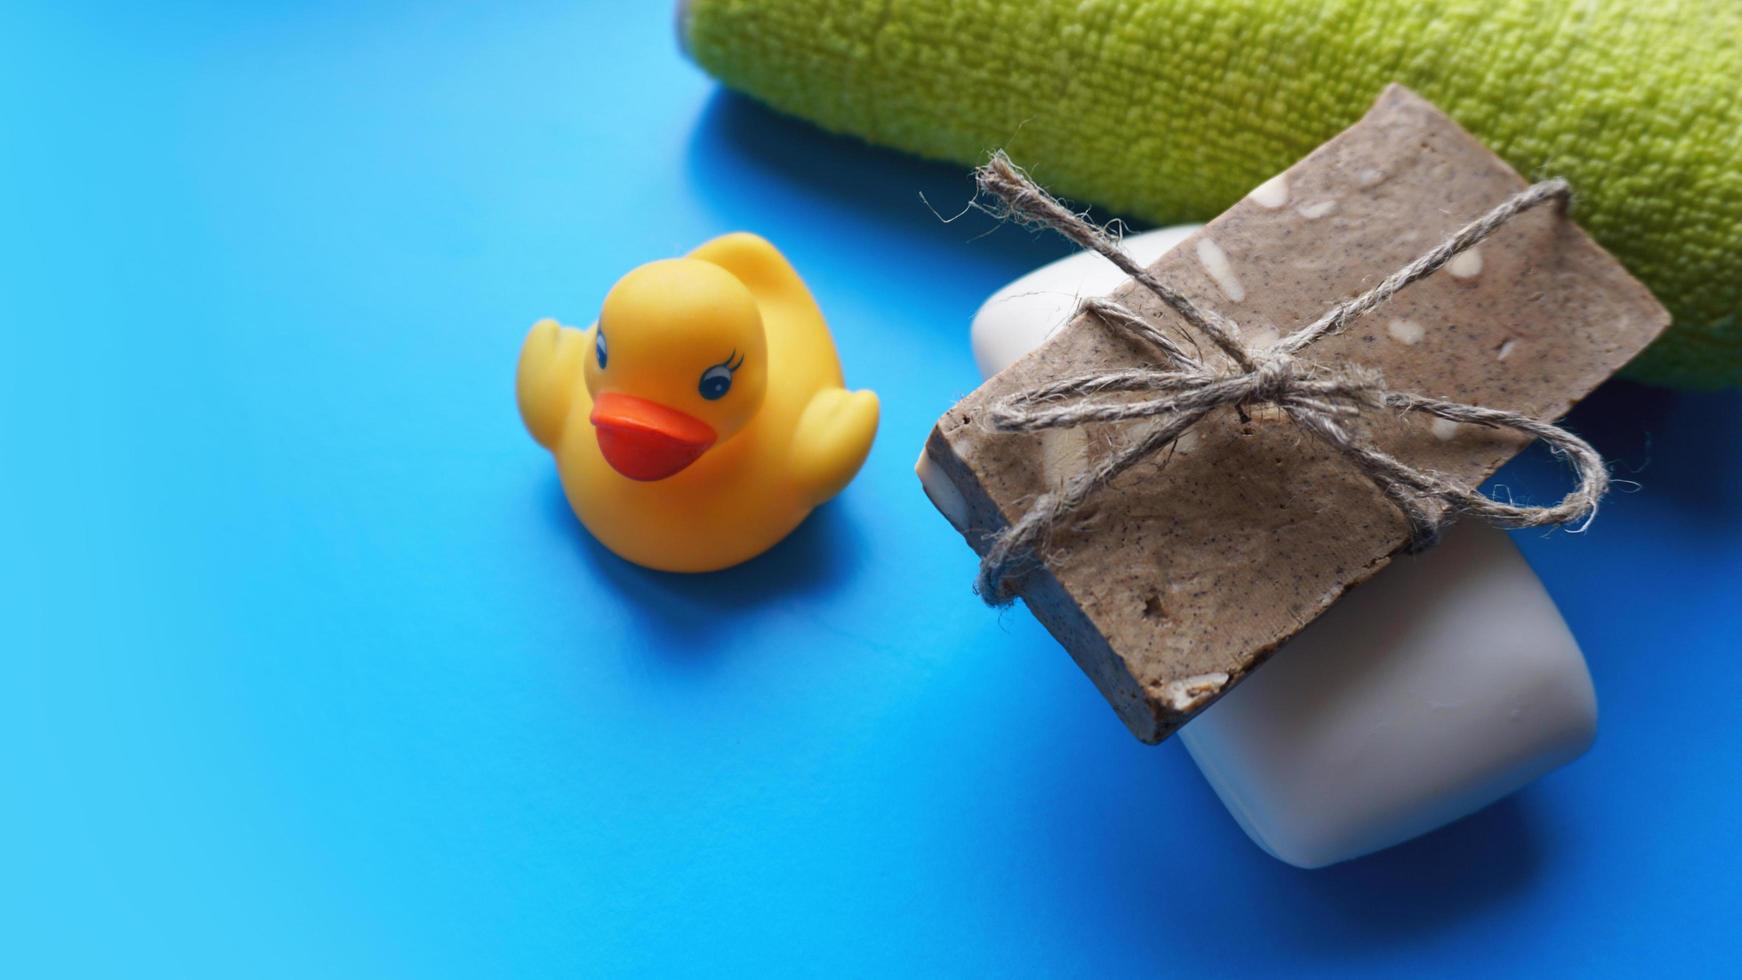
top-left (922, 85), bottom-right (1670, 743)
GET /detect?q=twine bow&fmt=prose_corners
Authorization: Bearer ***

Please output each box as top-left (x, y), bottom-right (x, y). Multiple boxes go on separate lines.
top-left (972, 152), bottom-right (1609, 605)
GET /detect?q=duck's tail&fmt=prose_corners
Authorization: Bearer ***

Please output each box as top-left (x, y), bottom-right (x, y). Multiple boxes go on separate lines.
top-left (689, 233), bottom-right (844, 389)
top-left (516, 318), bottom-right (590, 450)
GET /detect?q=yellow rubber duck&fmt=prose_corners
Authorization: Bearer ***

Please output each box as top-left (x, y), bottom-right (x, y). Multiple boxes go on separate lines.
top-left (517, 233), bottom-right (879, 572)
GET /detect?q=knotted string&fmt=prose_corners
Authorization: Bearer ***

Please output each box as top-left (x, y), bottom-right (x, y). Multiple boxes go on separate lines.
top-left (971, 152), bottom-right (1609, 606)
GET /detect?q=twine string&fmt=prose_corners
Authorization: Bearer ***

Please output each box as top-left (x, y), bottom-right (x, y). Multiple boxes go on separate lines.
top-left (971, 152), bottom-right (1608, 606)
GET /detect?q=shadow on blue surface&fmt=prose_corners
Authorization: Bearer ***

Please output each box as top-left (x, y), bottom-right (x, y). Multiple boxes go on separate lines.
top-left (543, 476), bottom-right (864, 632)
top-left (1286, 797), bottom-right (1543, 945)
top-left (685, 90), bottom-right (1079, 284)
top-left (1564, 379), bottom-right (1741, 518)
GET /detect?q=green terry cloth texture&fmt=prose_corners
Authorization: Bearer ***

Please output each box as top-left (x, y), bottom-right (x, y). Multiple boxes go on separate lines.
top-left (684, 0), bottom-right (1742, 388)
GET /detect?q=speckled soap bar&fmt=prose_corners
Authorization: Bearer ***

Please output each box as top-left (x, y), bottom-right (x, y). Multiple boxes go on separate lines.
top-left (921, 86), bottom-right (1669, 744)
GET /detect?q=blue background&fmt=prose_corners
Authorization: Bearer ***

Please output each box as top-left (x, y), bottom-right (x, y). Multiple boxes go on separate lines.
top-left (5, 2), bottom-right (1740, 976)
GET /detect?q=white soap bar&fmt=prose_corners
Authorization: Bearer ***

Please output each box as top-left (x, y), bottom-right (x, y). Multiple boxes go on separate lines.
top-left (971, 226), bottom-right (1198, 379)
top-left (939, 226), bottom-right (1597, 868)
top-left (1180, 523), bottom-right (1595, 867)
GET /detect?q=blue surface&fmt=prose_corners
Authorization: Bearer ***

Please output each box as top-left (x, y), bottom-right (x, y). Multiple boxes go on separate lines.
top-left (5, 2), bottom-right (1741, 976)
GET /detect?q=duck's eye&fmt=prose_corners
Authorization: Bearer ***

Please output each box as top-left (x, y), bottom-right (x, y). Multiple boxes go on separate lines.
top-left (698, 350), bottom-right (746, 401)
top-left (698, 363), bottom-right (734, 401)
top-left (594, 329), bottom-right (608, 369)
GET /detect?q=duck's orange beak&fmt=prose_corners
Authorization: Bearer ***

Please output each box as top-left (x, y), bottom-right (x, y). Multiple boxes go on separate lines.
top-left (589, 392), bottom-right (716, 481)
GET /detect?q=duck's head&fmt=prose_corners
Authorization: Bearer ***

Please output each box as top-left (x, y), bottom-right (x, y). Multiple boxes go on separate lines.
top-left (585, 257), bottom-right (768, 481)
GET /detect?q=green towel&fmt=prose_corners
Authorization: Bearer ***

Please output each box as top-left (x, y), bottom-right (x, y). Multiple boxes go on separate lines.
top-left (684, 0), bottom-right (1741, 388)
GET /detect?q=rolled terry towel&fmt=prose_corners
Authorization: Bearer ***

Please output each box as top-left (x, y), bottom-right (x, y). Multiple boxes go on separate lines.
top-left (682, 0), bottom-right (1742, 389)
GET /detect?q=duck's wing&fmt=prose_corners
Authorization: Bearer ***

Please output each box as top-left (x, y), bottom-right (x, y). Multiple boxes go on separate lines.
top-left (516, 318), bottom-right (593, 449)
top-left (790, 386), bottom-right (880, 507)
